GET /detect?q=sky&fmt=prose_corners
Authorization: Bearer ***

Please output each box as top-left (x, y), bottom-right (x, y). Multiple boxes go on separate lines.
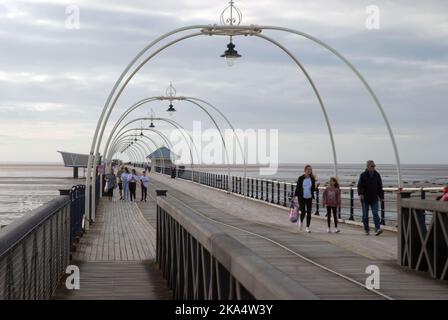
top-left (0, 0), bottom-right (447, 165)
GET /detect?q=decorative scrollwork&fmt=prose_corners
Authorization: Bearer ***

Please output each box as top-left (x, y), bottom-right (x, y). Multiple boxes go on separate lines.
top-left (165, 82), bottom-right (177, 99)
top-left (220, 0), bottom-right (242, 26)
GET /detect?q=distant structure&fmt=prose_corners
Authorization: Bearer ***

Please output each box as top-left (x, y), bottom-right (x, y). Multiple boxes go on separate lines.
top-left (58, 151), bottom-right (98, 178)
top-left (147, 146), bottom-right (179, 171)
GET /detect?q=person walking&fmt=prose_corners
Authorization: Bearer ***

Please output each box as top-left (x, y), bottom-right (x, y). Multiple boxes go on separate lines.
top-left (323, 177), bottom-right (341, 233)
top-left (116, 166), bottom-right (124, 200)
top-left (357, 160), bottom-right (384, 236)
top-left (295, 165), bottom-right (317, 233)
top-left (438, 186), bottom-right (448, 201)
top-left (129, 169), bottom-right (138, 201)
top-left (121, 167), bottom-right (130, 201)
top-left (105, 168), bottom-right (116, 201)
top-left (140, 170), bottom-right (149, 202)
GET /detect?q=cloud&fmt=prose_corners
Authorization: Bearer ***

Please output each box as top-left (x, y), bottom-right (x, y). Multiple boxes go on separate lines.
top-left (0, 0), bottom-right (446, 164)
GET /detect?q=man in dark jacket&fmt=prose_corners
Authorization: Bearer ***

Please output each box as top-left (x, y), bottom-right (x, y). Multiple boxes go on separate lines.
top-left (357, 160), bottom-right (384, 236)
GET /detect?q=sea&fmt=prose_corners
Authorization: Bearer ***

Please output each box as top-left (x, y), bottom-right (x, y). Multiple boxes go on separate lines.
top-left (0, 162), bottom-right (446, 227)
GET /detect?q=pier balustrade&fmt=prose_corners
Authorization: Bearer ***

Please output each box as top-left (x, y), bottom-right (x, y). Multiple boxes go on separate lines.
top-left (398, 197), bottom-right (448, 280)
top-left (156, 193), bottom-right (317, 299)
top-left (0, 183), bottom-right (95, 299)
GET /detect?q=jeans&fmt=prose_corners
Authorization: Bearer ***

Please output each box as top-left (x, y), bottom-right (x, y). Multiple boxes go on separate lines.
top-left (361, 200), bottom-right (381, 231)
top-left (129, 182), bottom-right (136, 201)
top-left (123, 181), bottom-right (129, 201)
top-left (141, 186), bottom-right (147, 201)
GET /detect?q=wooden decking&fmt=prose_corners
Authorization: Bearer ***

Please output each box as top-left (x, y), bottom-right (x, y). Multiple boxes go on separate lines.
top-left (53, 192), bottom-right (170, 300)
top-left (72, 198), bottom-right (156, 261)
top-left (54, 171), bottom-right (448, 300)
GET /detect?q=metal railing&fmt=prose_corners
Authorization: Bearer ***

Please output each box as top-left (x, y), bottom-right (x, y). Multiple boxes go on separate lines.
top-left (398, 196), bottom-right (448, 280)
top-left (0, 197), bottom-right (71, 300)
top-left (156, 166), bottom-right (444, 226)
top-left (156, 192), bottom-right (317, 300)
top-left (69, 185), bottom-right (85, 246)
top-left (0, 182), bottom-right (90, 300)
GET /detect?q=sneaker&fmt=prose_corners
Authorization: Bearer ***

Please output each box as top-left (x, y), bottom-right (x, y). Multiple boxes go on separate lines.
top-left (335, 229), bottom-right (340, 233)
top-left (298, 220), bottom-right (303, 231)
top-left (306, 227), bottom-right (311, 233)
top-left (327, 228), bottom-right (331, 233)
top-left (365, 230), bottom-right (370, 235)
top-left (375, 229), bottom-right (383, 236)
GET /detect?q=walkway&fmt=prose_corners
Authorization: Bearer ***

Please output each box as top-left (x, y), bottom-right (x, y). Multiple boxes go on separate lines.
top-left (53, 194), bottom-right (170, 300)
top-left (148, 172), bottom-right (448, 299)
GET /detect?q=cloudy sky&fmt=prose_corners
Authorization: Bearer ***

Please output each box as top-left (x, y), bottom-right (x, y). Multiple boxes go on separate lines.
top-left (0, 0), bottom-right (447, 164)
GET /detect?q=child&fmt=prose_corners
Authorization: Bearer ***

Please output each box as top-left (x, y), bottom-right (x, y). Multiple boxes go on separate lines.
top-left (323, 177), bottom-right (341, 233)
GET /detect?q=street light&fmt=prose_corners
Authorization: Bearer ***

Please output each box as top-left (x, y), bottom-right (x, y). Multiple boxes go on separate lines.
top-left (220, 1), bottom-right (242, 67)
top-left (166, 82), bottom-right (176, 115)
top-left (220, 38), bottom-right (241, 67)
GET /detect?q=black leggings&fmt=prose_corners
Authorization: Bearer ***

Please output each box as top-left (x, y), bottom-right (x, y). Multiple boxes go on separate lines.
top-left (327, 206), bottom-right (338, 228)
top-left (129, 182), bottom-right (136, 201)
top-left (141, 186), bottom-right (147, 201)
top-left (299, 198), bottom-right (313, 227)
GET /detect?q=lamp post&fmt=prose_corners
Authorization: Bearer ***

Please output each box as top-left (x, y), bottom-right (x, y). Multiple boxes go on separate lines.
top-left (85, 1), bottom-right (402, 224)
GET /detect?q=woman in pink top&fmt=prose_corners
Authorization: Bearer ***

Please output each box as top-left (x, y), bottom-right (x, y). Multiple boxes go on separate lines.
top-left (323, 177), bottom-right (341, 233)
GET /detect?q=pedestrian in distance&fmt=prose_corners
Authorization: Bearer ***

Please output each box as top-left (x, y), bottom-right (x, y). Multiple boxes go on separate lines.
top-left (121, 167), bottom-right (130, 201)
top-left (116, 166), bottom-right (124, 200)
top-left (105, 168), bottom-right (116, 201)
top-left (323, 177), bottom-right (341, 233)
top-left (295, 165), bottom-right (318, 233)
top-left (140, 170), bottom-right (149, 202)
top-left (129, 169), bottom-right (138, 201)
top-left (357, 160), bottom-right (384, 236)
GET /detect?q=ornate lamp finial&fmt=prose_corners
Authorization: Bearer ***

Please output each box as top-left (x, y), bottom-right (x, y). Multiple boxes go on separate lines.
top-left (220, 0), bottom-right (242, 26)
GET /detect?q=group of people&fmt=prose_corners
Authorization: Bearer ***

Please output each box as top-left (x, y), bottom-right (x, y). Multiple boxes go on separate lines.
top-left (294, 160), bottom-right (385, 236)
top-left (104, 166), bottom-right (149, 202)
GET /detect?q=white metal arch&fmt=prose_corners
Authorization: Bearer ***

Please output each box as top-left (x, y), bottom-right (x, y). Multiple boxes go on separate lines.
top-left (85, 23), bottom-right (402, 222)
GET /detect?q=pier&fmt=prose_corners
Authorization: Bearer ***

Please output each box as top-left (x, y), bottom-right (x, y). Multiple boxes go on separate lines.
top-left (1, 168), bottom-right (447, 300)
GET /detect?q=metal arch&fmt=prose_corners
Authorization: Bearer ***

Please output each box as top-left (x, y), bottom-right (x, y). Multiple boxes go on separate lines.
top-left (87, 23), bottom-right (402, 222)
top-left (102, 97), bottom-right (158, 162)
top-left (107, 118), bottom-right (194, 164)
top-left (86, 30), bottom-right (206, 222)
top-left (109, 131), bottom-right (165, 162)
top-left (109, 117), bottom-right (198, 182)
top-left (109, 129), bottom-right (175, 163)
top-left (101, 97), bottom-right (241, 190)
top-left (115, 140), bottom-right (147, 163)
top-left (111, 136), bottom-right (154, 161)
top-left (186, 97), bottom-right (247, 192)
top-left (114, 138), bottom-right (167, 172)
top-left (111, 133), bottom-right (158, 161)
top-left (111, 129), bottom-right (175, 170)
top-left (107, 117), bottom-right (199, 175)
top-left (261, 26), bottom-right (402, 187)
top-left (253, 33), bottom-right (338, 178)
top-left (112, 134), bottom-right (168, 171)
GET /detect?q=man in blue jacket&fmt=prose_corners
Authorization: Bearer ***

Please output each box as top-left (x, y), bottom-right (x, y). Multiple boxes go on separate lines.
top-left (357, 160), bottom-right (384, 236)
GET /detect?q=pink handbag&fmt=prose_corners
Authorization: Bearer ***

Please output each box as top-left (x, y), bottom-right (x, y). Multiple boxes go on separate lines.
top-left (289, 200), bottom-right (298, 223)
